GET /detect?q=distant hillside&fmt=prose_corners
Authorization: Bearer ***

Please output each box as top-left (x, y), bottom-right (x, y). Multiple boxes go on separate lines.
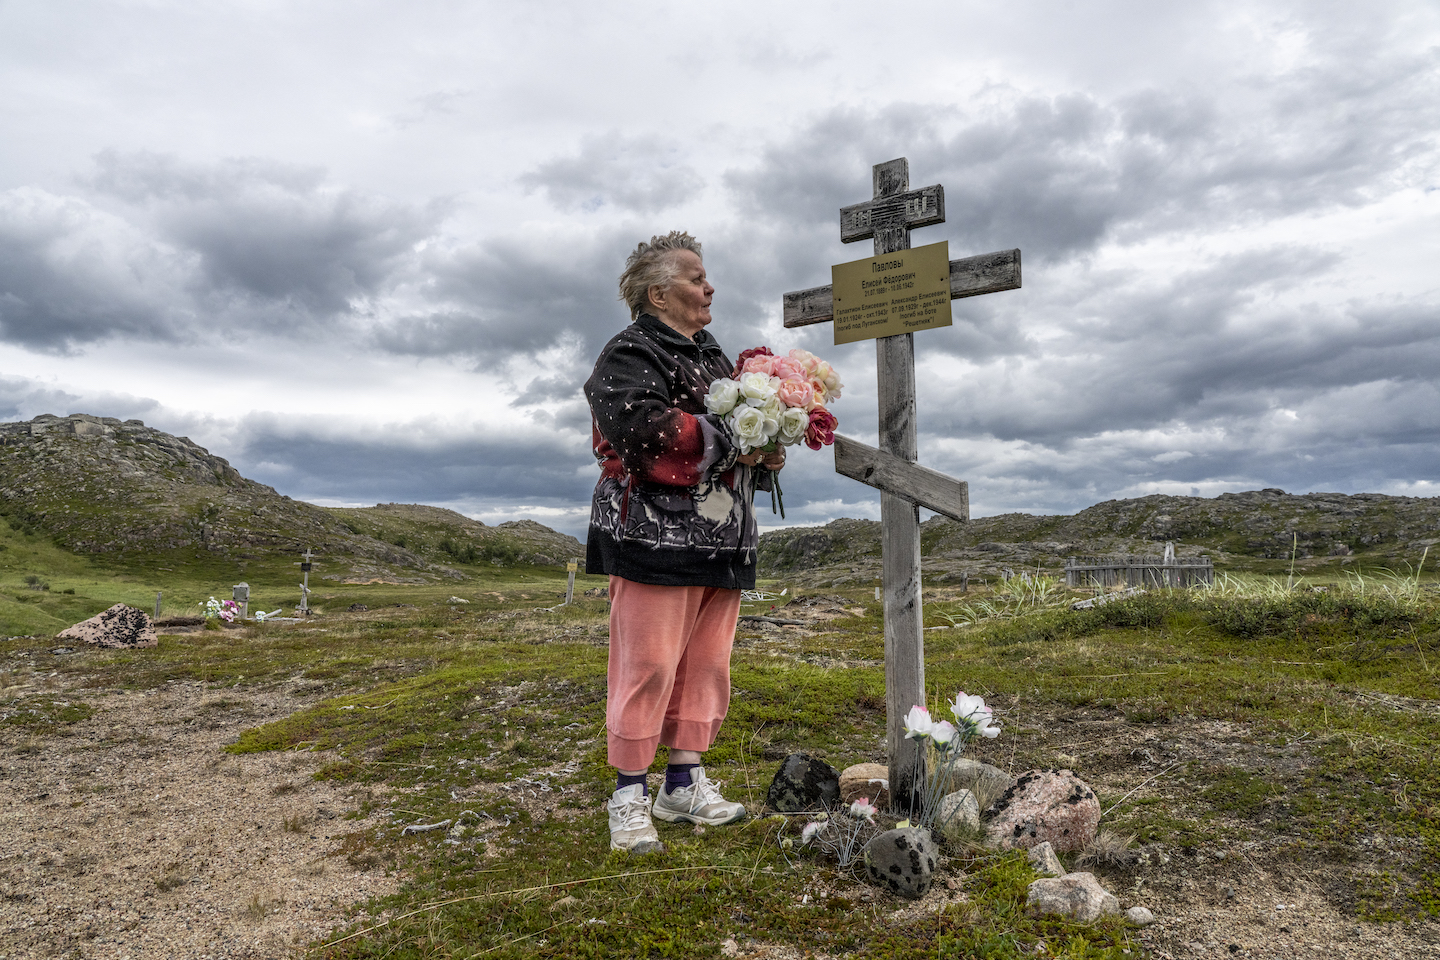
top-left (759, 489), bottom-right (1440, 587)
top-left (0, 413), bottom-right (580, 580)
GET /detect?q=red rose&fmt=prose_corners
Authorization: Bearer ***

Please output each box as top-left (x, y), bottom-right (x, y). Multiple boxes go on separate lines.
top-left (804, 406), bottom-right (838, 450)
top-left (732, 345), bottom-right (774, 380)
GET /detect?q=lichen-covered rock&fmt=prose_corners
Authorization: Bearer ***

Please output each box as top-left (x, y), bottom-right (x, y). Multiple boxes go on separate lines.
top-left (766, 754), bottom-right (840, 812)
top-left (1026, 872), bottom-right (1120, 922)
top-left (934, 789), bottom-right (980, 841)
top-left (862, 827), bottom-right (936, 899)
top-left (838, 762), bottom-right (890, 808)
top-left (985, 769), bottom-right (1100, 852)
top-left (56, 604), bottom-right (156, 649)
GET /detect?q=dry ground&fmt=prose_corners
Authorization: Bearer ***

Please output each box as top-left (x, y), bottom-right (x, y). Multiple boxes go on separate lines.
top-left (1, 676), bottom-right (398, 960)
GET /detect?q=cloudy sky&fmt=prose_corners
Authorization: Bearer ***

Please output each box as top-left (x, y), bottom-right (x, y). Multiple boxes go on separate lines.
top-left (2, 1), bottom-right (1438, 538)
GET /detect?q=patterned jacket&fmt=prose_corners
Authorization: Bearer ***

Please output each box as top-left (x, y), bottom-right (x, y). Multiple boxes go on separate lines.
top-left (583, 314), bottom-right (761, 589)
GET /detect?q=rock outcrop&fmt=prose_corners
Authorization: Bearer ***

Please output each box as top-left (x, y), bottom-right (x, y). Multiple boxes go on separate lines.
top-left (0, 414), bottom-right (582, 579)
top-left (759, 488), bottom-right (1440, 584)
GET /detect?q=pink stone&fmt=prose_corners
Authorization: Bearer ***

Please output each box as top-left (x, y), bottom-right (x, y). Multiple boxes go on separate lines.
top-left (985, 769), bottom-right (1100, 853)
top-left (56, 604), bottom-right (157, 649)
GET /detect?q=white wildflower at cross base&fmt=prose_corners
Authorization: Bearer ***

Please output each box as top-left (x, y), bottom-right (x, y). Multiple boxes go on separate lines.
top-left (903, 690), bottom-right (1002, 831)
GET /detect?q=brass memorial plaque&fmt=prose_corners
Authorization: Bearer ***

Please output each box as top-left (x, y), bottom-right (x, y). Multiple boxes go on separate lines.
top-left (830, 240), bottom-right (952, 345)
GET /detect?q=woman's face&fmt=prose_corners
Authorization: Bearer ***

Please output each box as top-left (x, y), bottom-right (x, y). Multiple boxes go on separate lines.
top-left (649, 250), bottom-right (713, 340)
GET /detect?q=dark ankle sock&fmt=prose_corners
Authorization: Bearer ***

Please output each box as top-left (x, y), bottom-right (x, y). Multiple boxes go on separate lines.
top-left (616, 771), bottom-right (648, 795)
top-left (665, 763), bottom-right (699, 791)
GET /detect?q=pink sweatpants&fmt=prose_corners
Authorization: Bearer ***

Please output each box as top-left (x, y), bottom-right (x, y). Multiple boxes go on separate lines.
top-left (606, 575), bottom-right (742, 771)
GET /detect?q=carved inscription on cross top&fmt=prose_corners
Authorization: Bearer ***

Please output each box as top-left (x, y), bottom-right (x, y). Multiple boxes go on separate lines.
top-left (781, 158), bottom-right (1021, 811)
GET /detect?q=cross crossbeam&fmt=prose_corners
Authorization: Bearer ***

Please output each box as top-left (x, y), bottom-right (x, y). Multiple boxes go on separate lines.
top-left (833, 435), bottom-right (968, 522)
top-left (781, 157), bottom-right (1021, 813)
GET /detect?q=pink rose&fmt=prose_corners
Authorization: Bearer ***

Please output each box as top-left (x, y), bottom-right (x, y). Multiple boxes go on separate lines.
top-left (776, 377), bottom-right (814, 409)
top-left (771, 356), bottom-right (806, 381)
top-left (733, 346), bottom-right (774, 379)
top-left (788, 348), bottom-right (819, 373)
top-left (804, 406), bottom-right (838, 450)
top-left (742, 354), bottom-right (778, 376)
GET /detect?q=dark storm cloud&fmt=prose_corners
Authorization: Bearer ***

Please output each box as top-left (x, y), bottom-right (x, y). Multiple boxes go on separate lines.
top-left (0, 153), bottom-right (445, 350)
top-left (0, 374), bottom-right (160, 426)
top-left (231, 415), bottom-right (594, 516)
top-left (372, 227), bottom-right (636, 364)
top-left (0, 188), bottom-right (191, 350)
top-left (520, 133), bottom-right (704, 214)
top-left (92, 151), bottom-right (441, 320)
top-left (0, 376), bottom-right (82, 422)
top-left (729, 54), bottom-right (1439, 268)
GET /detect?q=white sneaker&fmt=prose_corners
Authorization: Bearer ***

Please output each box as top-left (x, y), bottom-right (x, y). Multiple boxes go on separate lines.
top-left (607, 784), bottom-right (664, 854)
top-left (652, 766), bottom-right (747, 826)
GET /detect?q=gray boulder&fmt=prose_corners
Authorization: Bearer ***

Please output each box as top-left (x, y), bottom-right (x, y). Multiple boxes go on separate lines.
top-left (766, 754), bottom-right (840, 812)
top-left (56, 604), bottom-right (156, 649)
top-left (1027, 840), bottom-right (1066, 877)
top-left (944, 758), bottom-right (1015, 804)
top-left (1026, 872), bottom-right (1120, 922)
top-left (934, 789), bottom-right (980, 842)
top-left (862, 827), bottom-right (936, 900)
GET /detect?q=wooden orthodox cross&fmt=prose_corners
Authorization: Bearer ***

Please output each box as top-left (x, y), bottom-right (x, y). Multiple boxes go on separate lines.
top-left (782, 157), bottom-right (1021, 811)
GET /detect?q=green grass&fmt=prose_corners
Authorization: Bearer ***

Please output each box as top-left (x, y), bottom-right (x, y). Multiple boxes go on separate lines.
top-left (4, 562), bottom-right (1438, 954)
top-left (0, 514), bottom-right (596, 637)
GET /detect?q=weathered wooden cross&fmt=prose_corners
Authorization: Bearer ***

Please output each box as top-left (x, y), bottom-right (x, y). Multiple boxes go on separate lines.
top-left (781, 157), bottom-right (1022, 811)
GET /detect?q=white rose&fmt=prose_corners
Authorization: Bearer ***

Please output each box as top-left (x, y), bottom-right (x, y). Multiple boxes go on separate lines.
top-left (731, 405), bottom-right (767, 452)
top-left (759, 395), bottom-right (783, 421)
top-left (759, 410), bottom-right (780, 443)
top-left (778, 406), bottom-right (808, 445)
top-left (705, 378), bottom-right (741, 415)
top-left (739, 371), bottom-right (778, 405)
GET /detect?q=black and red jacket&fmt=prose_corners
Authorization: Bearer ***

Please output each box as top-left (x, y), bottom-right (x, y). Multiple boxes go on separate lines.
top-left (583, 314), bottom-right (762, 589)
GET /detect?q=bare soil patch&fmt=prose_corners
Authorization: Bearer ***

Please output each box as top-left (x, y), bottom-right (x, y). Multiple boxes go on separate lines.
top-left (0, 676), bottom-right (398, 959)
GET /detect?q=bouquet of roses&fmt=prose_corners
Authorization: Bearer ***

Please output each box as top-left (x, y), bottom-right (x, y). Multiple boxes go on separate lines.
top-left (704, 346), bottom-right (842, 517)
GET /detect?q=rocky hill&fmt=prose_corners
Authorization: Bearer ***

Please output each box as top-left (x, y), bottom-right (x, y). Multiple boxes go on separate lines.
top-left (0, 413), bottom-right (581, 580)
top-left (759, 489), bottom-right (1440, 587)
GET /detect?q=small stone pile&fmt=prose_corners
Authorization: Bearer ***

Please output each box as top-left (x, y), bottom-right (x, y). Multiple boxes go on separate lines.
top-left (766, 753), bottom-right (1150, 926)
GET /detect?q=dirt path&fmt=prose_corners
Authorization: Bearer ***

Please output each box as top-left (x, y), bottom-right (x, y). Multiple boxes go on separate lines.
top-left (0, 678), bottom-right (398, 959)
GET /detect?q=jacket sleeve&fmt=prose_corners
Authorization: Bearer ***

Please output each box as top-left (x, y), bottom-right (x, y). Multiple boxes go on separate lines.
top-left (585, 338), bottom-right (735, 488)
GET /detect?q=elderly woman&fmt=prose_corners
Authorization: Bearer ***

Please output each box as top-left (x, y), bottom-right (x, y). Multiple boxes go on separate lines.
top-left (584, 230), bottom-right (784, 853)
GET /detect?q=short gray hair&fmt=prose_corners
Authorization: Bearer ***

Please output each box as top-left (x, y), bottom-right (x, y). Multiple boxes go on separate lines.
top-left (617, 231), bottom-right (703, 320)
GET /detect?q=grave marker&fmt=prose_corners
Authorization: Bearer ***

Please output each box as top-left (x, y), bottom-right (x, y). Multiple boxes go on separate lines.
top-left (297, 547), bottom-right (316, 616)
top-left (781, 157), bottom-right (1021, 811)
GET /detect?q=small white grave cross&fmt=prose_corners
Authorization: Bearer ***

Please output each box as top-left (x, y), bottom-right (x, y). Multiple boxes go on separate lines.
top-left (781, 157), bottom-right (1022, 811)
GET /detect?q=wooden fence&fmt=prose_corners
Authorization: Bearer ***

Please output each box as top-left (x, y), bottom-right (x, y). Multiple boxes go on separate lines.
top-left (1064, 555), bottom-right (1214, 589)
